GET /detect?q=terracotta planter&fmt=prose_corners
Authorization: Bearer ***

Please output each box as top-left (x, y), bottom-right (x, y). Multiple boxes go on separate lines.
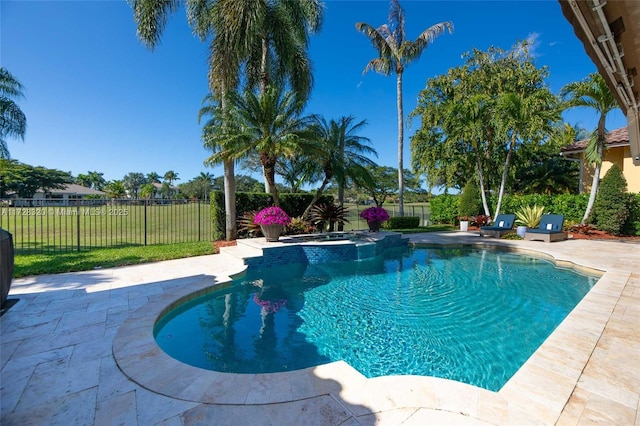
top-left (367, 220), bottom-right (382, 232)
top-left (260, 224), bottom-right (284, 242)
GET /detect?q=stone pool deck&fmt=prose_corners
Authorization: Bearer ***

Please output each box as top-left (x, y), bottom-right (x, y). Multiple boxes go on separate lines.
top-left (1, 231), bottom-right (638, 425)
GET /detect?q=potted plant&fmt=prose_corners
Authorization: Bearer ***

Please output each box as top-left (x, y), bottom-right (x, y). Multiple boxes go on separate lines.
top-left (458, 216), bottom-right (470, 232)
top-left (515, 204), bottom-right (545, 237)
top-left (359, 206), bottom-right (390, 232)
top-left (254, 206), bottom-right (291, 242)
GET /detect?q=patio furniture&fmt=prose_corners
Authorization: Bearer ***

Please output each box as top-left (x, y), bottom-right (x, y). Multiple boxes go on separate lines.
top-left (524, 214), bottom-right (568, 243)
top-left (479, 214), bottom-right (515, 238)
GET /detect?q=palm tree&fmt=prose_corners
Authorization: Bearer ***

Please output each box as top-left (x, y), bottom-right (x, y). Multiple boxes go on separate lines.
top-left (163, 170), bottom-right (179, 185)
top-left (139, 183), bottom-right (156, 200)
top-left (0, 67), bottom-right (27, 159)
top-left (560, 73), bottom-right (619, 224)
top-left (87, 170), bottom-right (106, 190)
top-left (129, 0), bottom-right (323, 239)
top-left (146, 172), bottom-right (161, 184)
top-left (356, 0), bottom-right (452, 216)
top-left (129, 0), bottom-right (241, 240)
top-left (493, 88), bottom-right (559, 217)
top-left (105, 180), bottom-right (126, 199)
top-left (203, 85), bottom-right (312, 206)
top-left (303, 115), bottom-right (377, 219)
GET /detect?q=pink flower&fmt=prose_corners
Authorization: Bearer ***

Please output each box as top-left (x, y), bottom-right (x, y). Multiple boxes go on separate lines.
top-left (254, 206), bottom-right (292, 226)
top-left (359, 206), bottom-right (390, 222)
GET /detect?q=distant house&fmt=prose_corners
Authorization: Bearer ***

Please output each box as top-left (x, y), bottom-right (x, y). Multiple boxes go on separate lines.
top-left (151, 182), bottom-right (179, 199)
top-left (9, 184), bottom-right (106, 206)
top-left (561, 127), bottom-right (640, 193)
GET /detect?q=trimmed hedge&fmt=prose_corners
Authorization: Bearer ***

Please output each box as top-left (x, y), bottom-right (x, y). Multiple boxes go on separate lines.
top-left (385, 216), bottom-right (420, 229)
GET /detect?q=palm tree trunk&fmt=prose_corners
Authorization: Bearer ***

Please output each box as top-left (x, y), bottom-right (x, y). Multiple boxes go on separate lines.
top-left (221, 91), bottom-right (237, 241)
top-left (262, 154), bottom-right (279, 206)
top-left (581, 117), bottom-right (606, 224)
top-left (494, 134), bottom-right (517, 218)
top-left (303, 177), bottom-right (330, 218)
top-left (474, 143), bottom-right (491, 217)
top-left (396, 72), bottom-right (405, 217)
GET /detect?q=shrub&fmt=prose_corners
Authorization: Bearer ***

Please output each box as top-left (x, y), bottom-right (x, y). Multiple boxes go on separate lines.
top-left (285, 216), bottom-right (316, 235)
top-left (429, 194), bottom-right (459, 224)
top-left (622, 193), bottom-right (640, 235)
top-left (385, 216), bottom-right (420, 229)
top-left (592, 164), bottom-right (628, 235)
top-left (471, 215), bottom-right (490, 227)
top-left (515, 204), bottom-right (545, 228)
top-left (458, 180), bottom-right (482, 218)
top-left (237, 210), bottom-right (260, 238)
top-left (308, 203), bottom-right (349, 232)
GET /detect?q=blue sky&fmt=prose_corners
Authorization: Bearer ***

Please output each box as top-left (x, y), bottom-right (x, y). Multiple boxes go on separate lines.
top-left (1, 0), bottom-right (627, 185)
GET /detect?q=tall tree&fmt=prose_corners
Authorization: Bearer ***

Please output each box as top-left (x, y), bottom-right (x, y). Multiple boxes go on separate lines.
top-left (203, 85), bottom-right (313, 206)
top-left (146, 172), bottom-right (161, 184)
top-left (163, 170), bottom-right (179, 185)
top-left (0, 67), bottom-right (27, 159)
top-left (356, 0), bottom-right (452, 216)
top-left (87, 170), bottom-right (106, 190)
top-left (303, 115), bottom-right (377, 218)
top-left (411, 44), bottom-right (560, 217)
top-left (0, 159), bottom-right (70, 198)
top-left (129, 0), bottom-right (240, 239)
top-left (105, 180), bottom-right (126, 199)
top-left (560, 73), bottom-right (619, 224)
top-left (122, 172), bottom-right (146, 199)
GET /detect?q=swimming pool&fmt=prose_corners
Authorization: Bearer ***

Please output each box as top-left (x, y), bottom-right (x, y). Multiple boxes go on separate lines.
top-left (154, 246), bottom-right (598, 391)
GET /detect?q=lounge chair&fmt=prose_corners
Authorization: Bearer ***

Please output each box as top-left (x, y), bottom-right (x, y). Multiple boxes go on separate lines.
top-left (524, 214), bottom-right (568, 243)
top-left (479, 214), bottom-right (515, 238)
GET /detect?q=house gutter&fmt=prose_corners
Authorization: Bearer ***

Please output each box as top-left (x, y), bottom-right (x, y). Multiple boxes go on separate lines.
top-left (566, 0), bottom-right (640, 166)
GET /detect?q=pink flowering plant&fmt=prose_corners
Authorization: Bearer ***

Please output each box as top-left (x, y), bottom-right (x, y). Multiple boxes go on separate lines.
top-left (359, 206), bottom-right (390, 223)
top-left (254, 206), bottom-right (292, 226)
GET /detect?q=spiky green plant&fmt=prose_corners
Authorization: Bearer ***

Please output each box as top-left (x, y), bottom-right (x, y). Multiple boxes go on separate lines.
top-left (515, 204), bottom-right (545, 228)
top-left (308, 204), bottom-right (350, 232)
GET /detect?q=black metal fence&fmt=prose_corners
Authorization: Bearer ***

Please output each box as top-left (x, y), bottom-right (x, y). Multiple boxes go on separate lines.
top-left (0, 199), bottom-right (212, 254)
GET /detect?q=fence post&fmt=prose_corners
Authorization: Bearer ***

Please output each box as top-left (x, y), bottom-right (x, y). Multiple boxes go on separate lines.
top-left (76, 205), bottom-right (81, 252)
top-left (198, 200), bottom-right (201, 241)
top-left (144, 201), bottom-right (147, 246)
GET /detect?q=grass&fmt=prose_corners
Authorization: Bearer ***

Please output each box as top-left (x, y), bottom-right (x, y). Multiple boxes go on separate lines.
top-left (14, 241), bottom-right (216, 278)
top-left (12, 224), bottom-right (454, 278)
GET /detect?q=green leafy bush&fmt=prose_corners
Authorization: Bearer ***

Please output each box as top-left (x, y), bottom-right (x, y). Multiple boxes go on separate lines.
top-left (429, 194), bottom-right (459, 224)
top-left (385, 216), bottom-right (420, 229)
top-left (592, 164), bottom-right (628, 235)
top-left (458, 180), bottom-right (482, 218)
top-left (622, 193), bottom-right (640, 236)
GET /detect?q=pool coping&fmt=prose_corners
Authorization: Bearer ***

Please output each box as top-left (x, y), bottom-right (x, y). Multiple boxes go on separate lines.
top-left (111, 234), bottom-right (635, 424)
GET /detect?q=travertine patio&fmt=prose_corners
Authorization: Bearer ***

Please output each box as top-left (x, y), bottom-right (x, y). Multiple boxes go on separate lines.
top-left (1, 232), bottom-right (638, 425)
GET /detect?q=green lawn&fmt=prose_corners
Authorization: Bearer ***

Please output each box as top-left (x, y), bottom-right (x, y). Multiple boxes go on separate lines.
top-left (13, 241), bottom-right (216, 278)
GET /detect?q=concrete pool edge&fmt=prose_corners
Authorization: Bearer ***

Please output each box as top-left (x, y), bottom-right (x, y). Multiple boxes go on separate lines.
top-left (111, 234), bottom-right (637, 424)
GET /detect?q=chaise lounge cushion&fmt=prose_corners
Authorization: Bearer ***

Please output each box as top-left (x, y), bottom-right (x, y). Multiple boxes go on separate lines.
top-left (524, 214), bottom-right (567, 242)
top-left (480, 214), bottom-right (515, 238)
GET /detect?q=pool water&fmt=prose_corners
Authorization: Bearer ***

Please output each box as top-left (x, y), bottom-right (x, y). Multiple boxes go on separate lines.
top-left (154, 247), bottom-right (598, 391)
